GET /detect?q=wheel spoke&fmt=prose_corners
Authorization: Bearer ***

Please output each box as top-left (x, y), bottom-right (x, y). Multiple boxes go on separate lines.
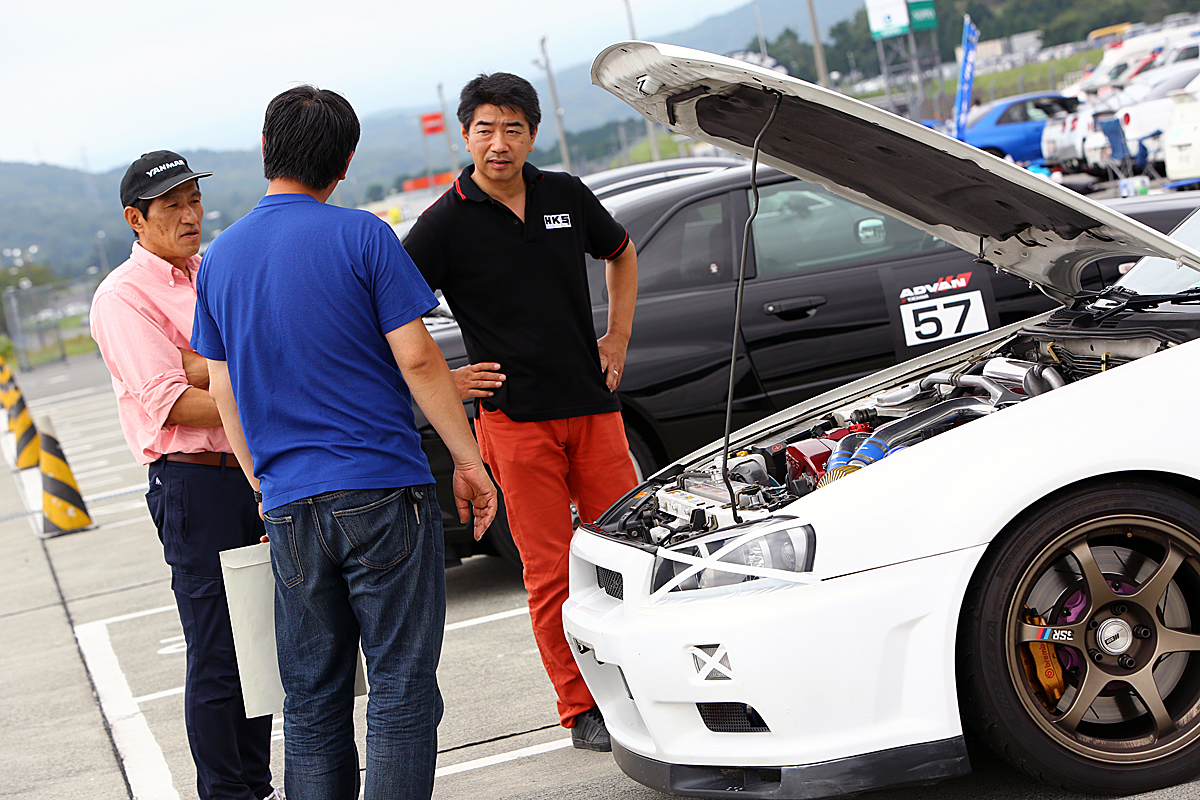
top-left (1126, 668), bottom-right (1177, 739)
top-left (1068, 540), bottom-right (1119, 610)
top-left (1053, 663), bottom-right (1109, 734)
top-left (1127, 542), bottom-right (1186, 610)
top-left (1157, 628), bottom-right (1200, 654)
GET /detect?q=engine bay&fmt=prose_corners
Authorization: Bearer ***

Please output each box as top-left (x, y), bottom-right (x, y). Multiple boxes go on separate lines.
top-left (593, 302), bottom-right (1200, 548)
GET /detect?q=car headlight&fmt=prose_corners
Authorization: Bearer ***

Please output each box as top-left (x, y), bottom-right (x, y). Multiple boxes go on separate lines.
top-left (650, 519), bottom-right (816, 596)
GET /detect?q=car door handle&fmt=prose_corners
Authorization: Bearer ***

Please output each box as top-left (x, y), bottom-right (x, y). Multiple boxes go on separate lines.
top-left (763, 295), bottom-right (827, 319)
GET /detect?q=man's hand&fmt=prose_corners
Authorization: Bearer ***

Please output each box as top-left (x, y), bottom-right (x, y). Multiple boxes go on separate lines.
top-left (452, 461), bottom-right (498, 540)
top-left (597, 333), bottom-right (629, 391)
top-left (452, 363), bottom-right (506, 400)
top-left (179, 348), bottom-right (210, 389)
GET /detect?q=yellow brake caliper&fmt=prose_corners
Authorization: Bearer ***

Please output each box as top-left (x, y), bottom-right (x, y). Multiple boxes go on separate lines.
top-left (1020, 609), bottom-right (1066, 709)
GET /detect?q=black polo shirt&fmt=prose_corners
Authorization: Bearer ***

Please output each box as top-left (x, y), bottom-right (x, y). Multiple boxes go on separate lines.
top-left (403, 163), bottom-right (630, 422)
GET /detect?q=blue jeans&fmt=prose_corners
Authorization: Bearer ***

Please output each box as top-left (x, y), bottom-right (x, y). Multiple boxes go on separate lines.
top-left (265, 486), bottom-right (445, 800)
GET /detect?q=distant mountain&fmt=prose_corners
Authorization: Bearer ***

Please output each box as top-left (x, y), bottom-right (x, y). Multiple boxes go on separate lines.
top-left (0, 0), bottom-right (858, 275)
top-left (356, 0), bottom-right (856, 166)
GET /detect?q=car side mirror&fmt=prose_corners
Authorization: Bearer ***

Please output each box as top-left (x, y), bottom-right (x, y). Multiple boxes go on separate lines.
top-left (857, 218), bottom-right (886, 246)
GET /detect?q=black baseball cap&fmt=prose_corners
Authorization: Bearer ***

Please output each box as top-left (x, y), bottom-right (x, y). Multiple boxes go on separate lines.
top-left (120, 150), bottom-right (212, 209)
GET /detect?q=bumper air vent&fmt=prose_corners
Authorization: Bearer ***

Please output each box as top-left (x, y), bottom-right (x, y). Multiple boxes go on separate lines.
top-left (596, 565), bottom-right (624, 600)
top-left (697, 703), bottom-right (771, 733)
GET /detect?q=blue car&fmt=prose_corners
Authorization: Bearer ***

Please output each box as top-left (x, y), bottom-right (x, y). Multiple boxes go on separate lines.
top-left (963, 92), bottom-right (1074, 164)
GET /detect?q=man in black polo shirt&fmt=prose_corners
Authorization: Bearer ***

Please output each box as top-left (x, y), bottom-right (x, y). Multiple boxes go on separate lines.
top-left (403, 72), bottom-right (638, 752)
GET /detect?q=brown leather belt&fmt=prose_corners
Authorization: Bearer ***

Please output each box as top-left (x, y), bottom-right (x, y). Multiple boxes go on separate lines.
top-left (163, 451), bottom-right (240, 468)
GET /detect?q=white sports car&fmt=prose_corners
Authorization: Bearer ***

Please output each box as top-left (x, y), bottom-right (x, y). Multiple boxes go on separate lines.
top-left (563, 42), bottom-right (1200, 798)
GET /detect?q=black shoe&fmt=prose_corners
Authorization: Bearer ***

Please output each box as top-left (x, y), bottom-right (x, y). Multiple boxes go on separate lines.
top-left (571, 706), bottom-right (612, 752)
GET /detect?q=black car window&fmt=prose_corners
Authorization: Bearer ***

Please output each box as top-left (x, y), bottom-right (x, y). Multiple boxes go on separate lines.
top-left (748, 181), bottom-right (942, 279)
top-left (997, 102), bottom-right (1028, 124)
top-left (637, 194), bottom-right (732, 293)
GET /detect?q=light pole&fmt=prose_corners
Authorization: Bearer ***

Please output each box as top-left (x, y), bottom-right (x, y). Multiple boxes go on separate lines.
top-left (437, 83), bottom-right (459, 172)
top-left (621, 0), bottom-right (662, 161)
top-left (95, 230), bottom-right (109, 273)
top-left (804, 0), bottom-right (830, 87)
top-left (753, 0), bottom-right (769, 56)
top-left (535, 37), bottom-right (573, 173)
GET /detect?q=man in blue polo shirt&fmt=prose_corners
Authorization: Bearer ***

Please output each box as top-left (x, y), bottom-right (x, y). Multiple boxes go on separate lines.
top-left (192, 85), bottom-right (496, 800)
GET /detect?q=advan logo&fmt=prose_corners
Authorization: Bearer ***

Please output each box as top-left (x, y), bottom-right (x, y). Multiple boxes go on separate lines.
top-left (544, 214), bottom-right (572, 229)
top-left (899, 271), bottom-right (972, 303)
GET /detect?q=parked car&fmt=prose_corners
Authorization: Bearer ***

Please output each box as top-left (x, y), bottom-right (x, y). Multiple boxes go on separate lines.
top-left (963, 91), bottom-right (1075, 163)
top-left (565, 40), bottom-right (1200, 799)
top-left (1117, 66), bottom-right (1200, 166)
top-left (1080, 65), bottom-right (1200, 173)
top-left (418, 163), bottom-right (1196, 567)
top-left (580, 156), bottom-right (743, 198)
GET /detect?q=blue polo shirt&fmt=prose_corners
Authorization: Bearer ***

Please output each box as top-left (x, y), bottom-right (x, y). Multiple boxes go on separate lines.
top-left (192, 193), bottom-right (437, 512)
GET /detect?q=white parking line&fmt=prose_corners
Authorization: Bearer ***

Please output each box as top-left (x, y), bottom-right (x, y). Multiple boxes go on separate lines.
top-left (84, 484), bottom-right (147, 502)
top-left (27, 386), bottom-right (113, 407)
top-left (75, 617), bottom-right (181, 800)
top-left (435, 738), bottom-right (573, 778)
top-left (54, 418), bottom-right (123, 435)
top-left (135, 607), bottom-right (534, 708)
top-left (65, 443), bottom-right (138, 459)
top-left (133, 686), bottom-right (184, 704)
top-left (94, 516), bottom-right (149, 532)
top-left (81, 474), bottom-right (124, 489)
top-left (445, 606), bottom-right (528, 631)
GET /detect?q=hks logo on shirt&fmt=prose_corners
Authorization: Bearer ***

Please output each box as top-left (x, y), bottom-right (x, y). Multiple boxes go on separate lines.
top-left (544, 214), bottom-right (572, 229)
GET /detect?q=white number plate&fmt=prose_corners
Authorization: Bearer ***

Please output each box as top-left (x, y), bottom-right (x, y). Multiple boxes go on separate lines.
top-left (900, 290), bottom-right (988, 346)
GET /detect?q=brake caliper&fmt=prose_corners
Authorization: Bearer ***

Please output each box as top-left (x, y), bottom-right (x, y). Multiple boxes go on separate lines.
top-left (1020, 609), bottom-right (1066, 709)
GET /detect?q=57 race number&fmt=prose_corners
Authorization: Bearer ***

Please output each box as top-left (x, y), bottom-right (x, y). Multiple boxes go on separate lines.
top-left (899, 290), bottom-right (989, 347)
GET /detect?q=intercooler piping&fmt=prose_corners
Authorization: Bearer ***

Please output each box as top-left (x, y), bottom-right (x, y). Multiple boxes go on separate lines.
top-left (817, 397), bottom-right (997, 488)
top-left (816, 360), bottom-right (1063, 489)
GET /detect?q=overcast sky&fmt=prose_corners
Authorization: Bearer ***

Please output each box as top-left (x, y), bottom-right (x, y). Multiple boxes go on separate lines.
top-left (3, 0), bottom-right (748, 173)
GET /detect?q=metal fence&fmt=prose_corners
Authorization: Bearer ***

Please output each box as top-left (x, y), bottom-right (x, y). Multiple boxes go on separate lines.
top-left (2, 277), bottom-right (100, 370)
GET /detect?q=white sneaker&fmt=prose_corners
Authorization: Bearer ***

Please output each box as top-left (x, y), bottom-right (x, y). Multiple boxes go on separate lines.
top-left (263, 789), bottom-right (285, 800)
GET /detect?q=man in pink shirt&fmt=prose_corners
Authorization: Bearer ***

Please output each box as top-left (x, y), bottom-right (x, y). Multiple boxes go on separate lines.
top-left (90, 151), bottom-right (277, 800)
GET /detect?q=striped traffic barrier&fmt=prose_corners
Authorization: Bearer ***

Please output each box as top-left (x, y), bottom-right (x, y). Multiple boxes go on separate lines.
top-left (0, 361), bottom-right (17, 412)
top-left (38, 417), bottom-right (92, 537)
top-left (10, 389), bottom-right (39, 469)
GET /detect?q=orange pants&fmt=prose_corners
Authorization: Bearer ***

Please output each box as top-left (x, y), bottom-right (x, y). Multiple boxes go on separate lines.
top-left (475, 408), bottom-right (638, 727)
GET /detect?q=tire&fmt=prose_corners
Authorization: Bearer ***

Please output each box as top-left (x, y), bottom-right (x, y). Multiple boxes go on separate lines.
top-left (625, 422), bottom-right (656, 483)
top-left (959, 481), bottom-right (1200, 794)
top-left (484, 487), bottom-right (522, 569)
top-left (983, 147), bottom-right (1006, 159)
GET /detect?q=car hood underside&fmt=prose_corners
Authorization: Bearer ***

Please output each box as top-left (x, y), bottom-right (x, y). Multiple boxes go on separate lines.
top-left (591, 41), bottom-right (1200, 304)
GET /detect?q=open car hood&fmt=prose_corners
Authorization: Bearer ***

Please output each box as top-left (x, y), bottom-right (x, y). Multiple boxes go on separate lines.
top-left (592, 41), bottom-right (1200, 303)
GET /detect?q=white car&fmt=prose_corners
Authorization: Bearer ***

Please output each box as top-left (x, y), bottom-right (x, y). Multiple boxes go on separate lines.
top-left (1082, 65), bottom-right (1200, 172)
top-left (564, 41), bottom-right (1200, 798)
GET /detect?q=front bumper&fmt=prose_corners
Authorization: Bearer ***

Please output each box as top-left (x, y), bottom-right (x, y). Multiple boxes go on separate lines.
top-left (563, 529), bottom-right (986, 795)
top-left (612, 736), bottom-right (968, 799)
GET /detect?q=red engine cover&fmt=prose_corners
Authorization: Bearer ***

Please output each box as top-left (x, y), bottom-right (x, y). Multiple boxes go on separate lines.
top-left (787, 438), bottom-right (835, 484)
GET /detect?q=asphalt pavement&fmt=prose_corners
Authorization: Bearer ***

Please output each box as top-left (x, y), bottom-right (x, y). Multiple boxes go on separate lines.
top-left (6, 352), bottom-right (1200, 800)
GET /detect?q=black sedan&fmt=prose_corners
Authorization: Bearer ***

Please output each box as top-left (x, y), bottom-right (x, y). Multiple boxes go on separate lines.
top-left (417, 165), bottom-right (1199, 565)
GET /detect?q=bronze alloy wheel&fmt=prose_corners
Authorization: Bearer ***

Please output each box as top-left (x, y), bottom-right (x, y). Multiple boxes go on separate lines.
top-left (961, 481), bottom-right (1200, 794)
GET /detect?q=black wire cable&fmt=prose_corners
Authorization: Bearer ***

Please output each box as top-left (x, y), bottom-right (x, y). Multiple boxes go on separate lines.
top-left (721, 90), bottom-right (783, 524)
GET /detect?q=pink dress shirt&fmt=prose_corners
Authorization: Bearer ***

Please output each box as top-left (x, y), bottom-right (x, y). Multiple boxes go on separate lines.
top-left (91, 243), bottom-right (232, 465)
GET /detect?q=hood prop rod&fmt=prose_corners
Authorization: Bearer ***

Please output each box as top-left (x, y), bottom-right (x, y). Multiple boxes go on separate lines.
top-left (721, 89), bottom-right (782, 524)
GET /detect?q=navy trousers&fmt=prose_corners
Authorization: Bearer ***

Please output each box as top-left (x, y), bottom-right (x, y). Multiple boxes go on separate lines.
top-left (147, 457), bottom-right (274, 800)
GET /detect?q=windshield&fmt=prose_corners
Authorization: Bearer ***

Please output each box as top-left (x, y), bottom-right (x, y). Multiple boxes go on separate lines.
top-left (1115, 209), bottom-right (1200, 294)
